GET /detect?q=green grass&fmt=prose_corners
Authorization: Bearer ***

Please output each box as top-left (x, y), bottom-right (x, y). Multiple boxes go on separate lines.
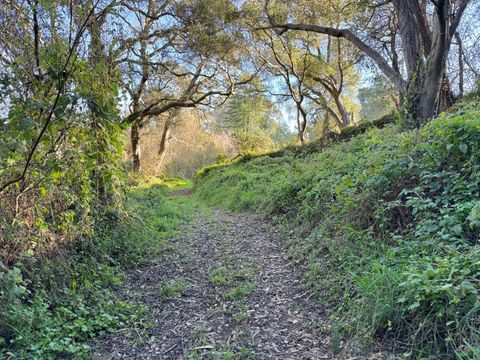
top-left (186, 346), bottom-right (254, 360)
top-left (209, 266), bottom-right (256, 286)
top-left (224, 282), bottom-right (256, 301)
top-left (213, 347), bottom-right (254, 360)
top-left (185, 324), bottom-right (254, 360)
top-left (194, 98), bottom-right (480, 358)
top-left (158, 278), bottom-right (190, 299)
top-left (210, 266), bottom-right (232, 286)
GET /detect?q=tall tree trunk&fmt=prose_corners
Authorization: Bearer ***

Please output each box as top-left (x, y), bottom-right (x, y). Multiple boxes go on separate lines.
top-left (392, 0), bottom-right (423, 79)
top-left (127, 4), bottom-right (152, 172)
top-left (350, 112), bottom-right (357, 126)
top-left (415, 1), bottom-right (450, 121)
top-left (87, 0), bottom-right (109, 208)
top-left (455, 31), bottom-right (464, 97)
top-left (131, 123), bottom-right (141, 172)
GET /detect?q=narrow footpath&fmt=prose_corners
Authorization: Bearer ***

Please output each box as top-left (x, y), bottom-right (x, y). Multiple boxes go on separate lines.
top-left (94, 194), bottom-right (387, 359)
top-left (95, 207), bottom-right (334, 359)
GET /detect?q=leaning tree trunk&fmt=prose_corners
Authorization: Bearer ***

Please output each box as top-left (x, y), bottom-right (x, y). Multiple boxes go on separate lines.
top-left (332, 94), bottom-right (350, 127)
top-left (155, 118), bottom-right (172, 174)
top-left (296, 106), bottom-right (307, 144)
top-left (327, 108), bottom-right (343, 130)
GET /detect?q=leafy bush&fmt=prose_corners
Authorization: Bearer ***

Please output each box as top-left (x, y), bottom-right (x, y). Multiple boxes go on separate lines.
top-left (194, 100), bottom-right (480, 357)
top-left (0, 265), bottom-right (142, 359)
top-left (0, 179), bottom-right (193, 359)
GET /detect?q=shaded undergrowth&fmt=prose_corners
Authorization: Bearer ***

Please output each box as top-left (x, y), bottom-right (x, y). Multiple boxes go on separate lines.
top-left (0, 178), bottom-right (197, 359)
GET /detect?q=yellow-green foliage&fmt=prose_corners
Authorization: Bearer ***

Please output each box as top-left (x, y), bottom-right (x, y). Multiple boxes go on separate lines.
top-left (194, 99), bottom-right (480, 358)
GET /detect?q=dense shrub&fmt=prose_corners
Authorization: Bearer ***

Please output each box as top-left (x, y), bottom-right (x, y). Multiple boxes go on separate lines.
top-left (0, 179), bottom-right (192, 358)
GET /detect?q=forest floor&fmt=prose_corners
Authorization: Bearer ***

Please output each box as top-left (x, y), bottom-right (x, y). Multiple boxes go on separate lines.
top-left (92, 189), bottom-right (386, 360)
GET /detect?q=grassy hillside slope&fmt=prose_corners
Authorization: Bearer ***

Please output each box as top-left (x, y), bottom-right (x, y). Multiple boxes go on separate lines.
top-left (194, 100), bottom-right (480, 358)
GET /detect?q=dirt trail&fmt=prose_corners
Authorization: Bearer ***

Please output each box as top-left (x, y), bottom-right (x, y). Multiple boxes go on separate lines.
top-left (95, 209), bottom-right (335, 359)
